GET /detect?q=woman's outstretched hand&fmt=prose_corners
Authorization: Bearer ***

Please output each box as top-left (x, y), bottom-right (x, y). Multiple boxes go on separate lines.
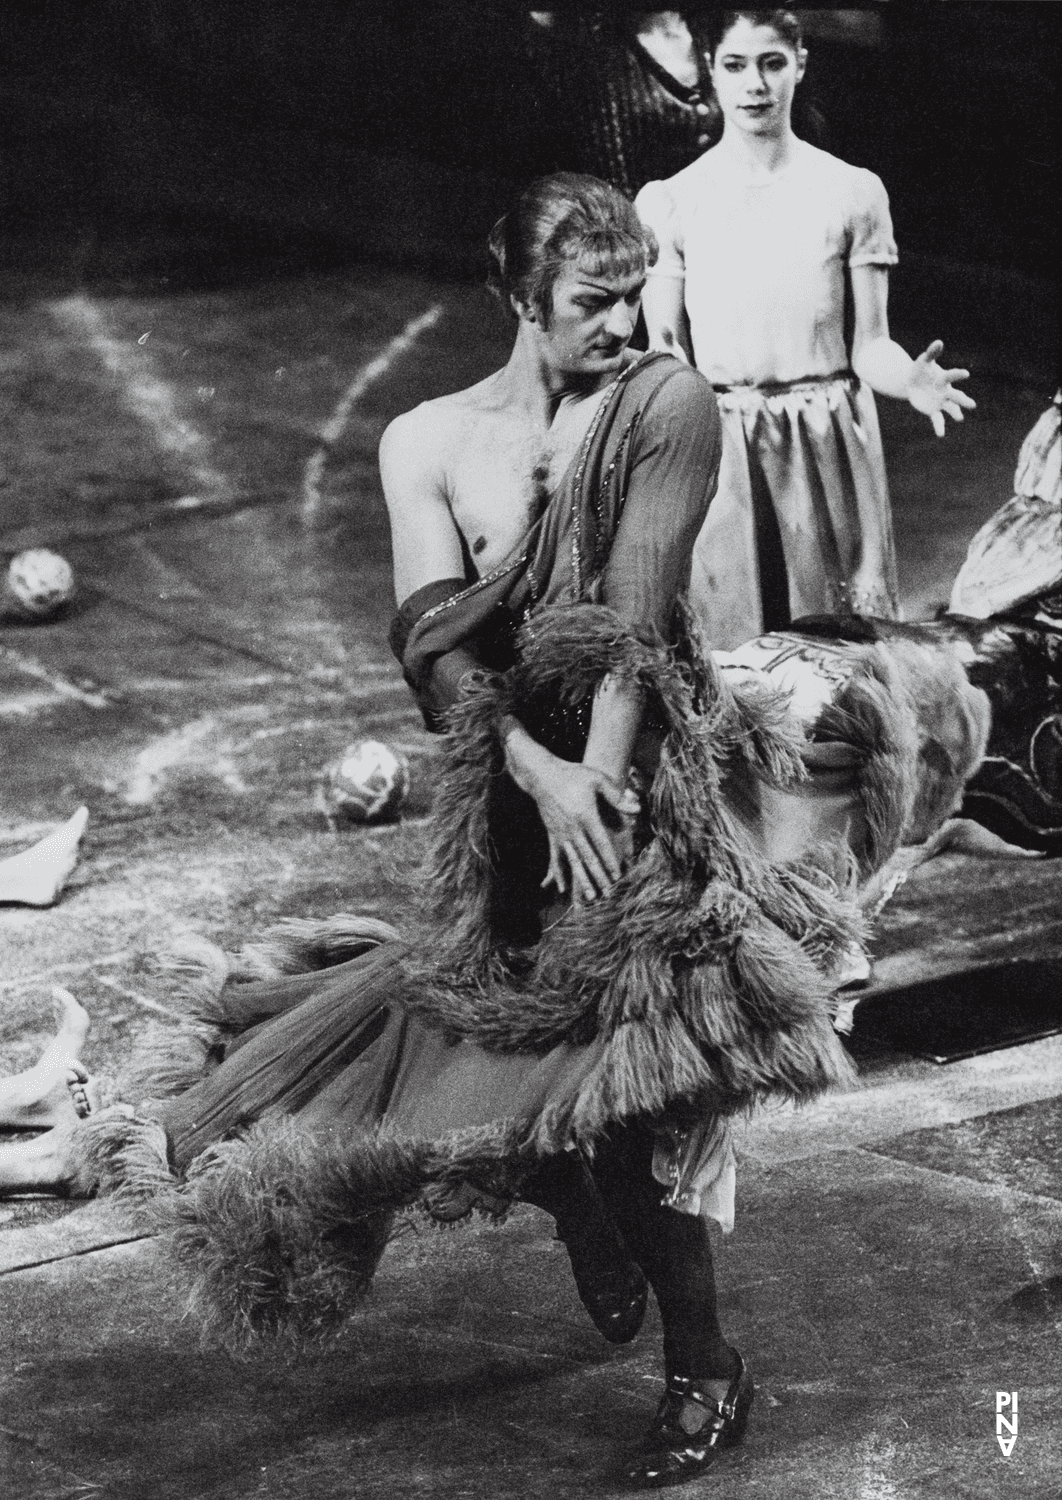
top-left (906, 339), bottom-right (976, 436)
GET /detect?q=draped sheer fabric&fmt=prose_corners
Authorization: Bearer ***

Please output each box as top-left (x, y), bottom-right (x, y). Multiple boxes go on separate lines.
top-left (398, 352), bottom-right (721, 728)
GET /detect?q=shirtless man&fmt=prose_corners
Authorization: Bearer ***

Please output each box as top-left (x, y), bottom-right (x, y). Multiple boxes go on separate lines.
top-left (380, 207), bottom-right (647, 905)
top-left (0, 175), bottom-right (747, 1488)
top-left (381, 174), bottom-right (750, 1487)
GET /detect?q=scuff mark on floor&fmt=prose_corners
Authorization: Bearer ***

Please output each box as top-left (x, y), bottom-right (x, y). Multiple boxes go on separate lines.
top-left (48, 294), bottom-right (231, 502)
top-left (301, 302), bottom-right (444, 522)
top-left (123, 717), bottom-right (248, 805)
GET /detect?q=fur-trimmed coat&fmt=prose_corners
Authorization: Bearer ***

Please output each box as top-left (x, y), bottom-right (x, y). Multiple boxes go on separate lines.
top-left (78, 603), bottom-right (987, 1352)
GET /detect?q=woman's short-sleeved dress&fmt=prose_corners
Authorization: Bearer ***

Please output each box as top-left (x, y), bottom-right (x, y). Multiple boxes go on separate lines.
top-left (636, 139), bottom-right (901, 649)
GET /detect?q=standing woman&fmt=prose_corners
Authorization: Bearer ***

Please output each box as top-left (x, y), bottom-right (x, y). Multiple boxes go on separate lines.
top-left (636, 8), bottom-right (975, 650)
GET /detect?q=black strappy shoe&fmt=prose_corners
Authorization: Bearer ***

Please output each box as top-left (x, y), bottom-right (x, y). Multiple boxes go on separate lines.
top-left (626, 1353), bottom-right (754, 1488)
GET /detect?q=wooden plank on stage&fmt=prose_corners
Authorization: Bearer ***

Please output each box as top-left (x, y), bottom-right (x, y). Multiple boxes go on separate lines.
top-left (0, 1203), bottom-right (151, 1276)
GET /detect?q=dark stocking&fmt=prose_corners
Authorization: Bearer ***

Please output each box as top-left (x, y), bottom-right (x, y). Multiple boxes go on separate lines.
top-left (521, 1147), bottom-right (601, 1230)
top-left (587, 1122), bottom-right (738, 1382)
top-left (521, 1147), bottom-right (649, 1344)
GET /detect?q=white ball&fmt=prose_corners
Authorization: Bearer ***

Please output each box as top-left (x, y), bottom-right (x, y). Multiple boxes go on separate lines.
top-left (3, 549), bottom-right (76, 620)
top-left (325, 740), bottom-right (410, 822)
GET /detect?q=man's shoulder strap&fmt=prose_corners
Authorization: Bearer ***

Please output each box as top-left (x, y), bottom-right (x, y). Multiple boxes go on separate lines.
top-left (618, 350), bottom-right (709, 409)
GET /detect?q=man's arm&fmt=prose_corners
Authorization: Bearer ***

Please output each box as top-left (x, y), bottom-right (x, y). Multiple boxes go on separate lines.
top-left (380, 405), bottom-right (482, 729)
top-left (502, 678), bottom-right (642, 904)
top-left (380, 405), bottom-right (641, 905)
top-left (512, 364), bottom-right (721, 904)
top-left (379, 406), bottom-right (466, 605)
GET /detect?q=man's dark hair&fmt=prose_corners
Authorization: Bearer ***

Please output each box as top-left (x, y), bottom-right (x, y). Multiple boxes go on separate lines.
top-left (487, 172), bottom-right (657, 324)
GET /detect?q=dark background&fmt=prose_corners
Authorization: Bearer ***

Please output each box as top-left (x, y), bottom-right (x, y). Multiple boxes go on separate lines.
top-left (0, 2), bottom-right (1058, 375)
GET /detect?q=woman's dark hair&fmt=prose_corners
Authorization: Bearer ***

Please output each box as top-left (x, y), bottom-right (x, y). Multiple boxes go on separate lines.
top-left (703, 9), bottom-right (803, 60)
top-left (487, 172), bottom-right (658, 323)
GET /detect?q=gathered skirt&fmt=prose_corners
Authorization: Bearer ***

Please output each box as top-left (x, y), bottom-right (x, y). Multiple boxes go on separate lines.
top-left (689, 374), bottom-right (899, 651)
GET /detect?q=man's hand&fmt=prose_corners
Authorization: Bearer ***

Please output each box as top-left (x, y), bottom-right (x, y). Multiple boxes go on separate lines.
top-left (535, 760), bottom-right (640, 903)
top-left (906, 340), bottom-right (976, 437)
top-left (503, 723), bottom-right (639, 903)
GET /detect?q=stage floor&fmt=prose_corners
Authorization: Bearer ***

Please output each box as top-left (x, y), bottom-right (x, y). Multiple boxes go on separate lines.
top-left (1, 264), bottom-right (1059, 1497)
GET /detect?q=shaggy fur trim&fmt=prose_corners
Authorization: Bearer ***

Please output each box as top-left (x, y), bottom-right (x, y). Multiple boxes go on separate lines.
top-left (65, 1108), bottom-right (176, 1209)
top-left (116, 937), bottom-right (237, 1104)
top-left (806, 630), bottom-right (991, 865)
top-left (397, 605), bottom-right (859, 1122)
top-left (144, 605), bottom-right (858, 1128)
top-left (119, 1020), bottom-right (221, 1105)
top-left (408, 674), bottom-right (502, 984)
top-left (134, 604), bottom-right (869, 1349)
top-left (814, 644), bottom-right (921, 879)
top-left (159, 1116), bottom-right (526, 1355)
top-left (885, 636), bottom-right (991, 843)
top-left (127, 606), bottom-right (989, 1350)
top-left (228, 915), bottom-right (401, 981)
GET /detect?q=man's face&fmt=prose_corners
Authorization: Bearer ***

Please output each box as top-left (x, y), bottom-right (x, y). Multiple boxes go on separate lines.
top-left (533, 257), bottom-right (646, 376)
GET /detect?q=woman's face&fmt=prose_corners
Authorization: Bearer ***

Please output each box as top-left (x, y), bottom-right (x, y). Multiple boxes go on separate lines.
top-left (710, 18), bottom-right (806, 138)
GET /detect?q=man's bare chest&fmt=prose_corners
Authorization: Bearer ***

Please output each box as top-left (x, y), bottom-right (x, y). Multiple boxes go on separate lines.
top-left (444, 404), bottom-right (600, 573)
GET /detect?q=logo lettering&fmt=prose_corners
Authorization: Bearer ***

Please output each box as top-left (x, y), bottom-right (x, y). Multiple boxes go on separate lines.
top-left (996, 1391), bottom-right (1018, 1456)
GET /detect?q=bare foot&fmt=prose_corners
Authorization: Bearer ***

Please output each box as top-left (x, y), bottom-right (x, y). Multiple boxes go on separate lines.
top-left (67, 1064), bottom-right (97, 1119)
top-left (0, 805), bottom-right (89, 907)
top-left (0, 987), bottom-right (95, 1128)
top-left (0, 1103), bottom-right (135, 1197)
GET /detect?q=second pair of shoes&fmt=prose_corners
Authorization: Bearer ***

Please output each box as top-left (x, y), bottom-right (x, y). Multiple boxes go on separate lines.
top-left (552, 1156), bottom-right (648, 1345)
top-left (627, 1352), bottom-right (754, 1488)
top-left (558, 1217), bottom-right (648, 1344)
